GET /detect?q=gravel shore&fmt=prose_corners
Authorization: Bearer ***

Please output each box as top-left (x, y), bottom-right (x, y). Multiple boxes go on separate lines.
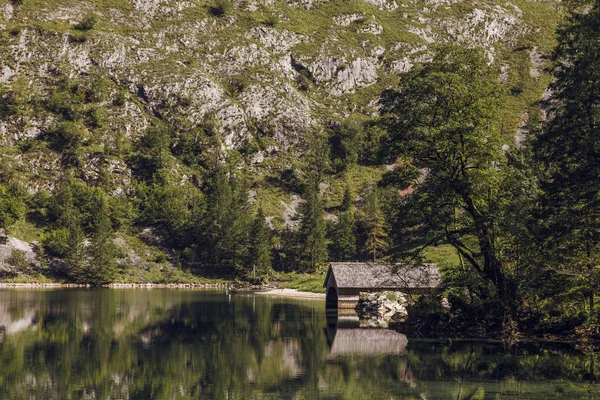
top-left (257, 288), bottom-right (325, 299)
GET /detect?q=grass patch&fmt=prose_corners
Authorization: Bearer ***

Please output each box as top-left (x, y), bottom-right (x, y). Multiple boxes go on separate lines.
top-left (8, 218), bottom-right (43, 243)
top-left (275, 272), bottom-right (326, 293)
top-left (420, 244), bottom-right (461, 269)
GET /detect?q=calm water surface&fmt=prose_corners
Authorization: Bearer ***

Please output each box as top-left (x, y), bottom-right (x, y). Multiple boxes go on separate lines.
top-left (0, 289), bottom-right (598, 399)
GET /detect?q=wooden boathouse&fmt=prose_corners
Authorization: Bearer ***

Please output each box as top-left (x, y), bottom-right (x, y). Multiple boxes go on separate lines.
top-left (324, 262), bottom-right (441, 309)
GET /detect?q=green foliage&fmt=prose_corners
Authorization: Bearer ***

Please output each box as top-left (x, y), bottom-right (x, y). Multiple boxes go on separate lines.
top-left (362, 187), bottom-right (388, 262)
top-left (6, 249), bottom-right (30, 273)
top-left (74, 14), bottom-right (98, 31)
top-left (0, 183), bottom-right (27, 231)
top-left (296, 184), bottom-right (328, 272)
top-left (246, 208), bottom-right (272, 282)
top-left (70, 31), bottom-right (88, 43)
top-left (85, 74), bottom-right (109, 103)
top-left (61, 210), bottom-right (87, 280)
top-left (532, 1), bottom-right (600, 315)
top-left (380, 44), bottom-right (507, 299)
top-left (331, 184), bottom-right (356, 261)
top-left (225, 76), bottom-right (246, 98)
top-left (263, 14), bottom-right (279, 28)
top-left (276, 272), bottom-right (325, 293)
top-left (209, 0), bottom-right (233, 17)
top-left (329, 122), bottom-right (362, 172)
top-left (40, 179), bottom-right (120, 283)
top-left (197, 162), bottom-right (251, 275)
top-left (48, 120), bottom-right (88, 150)
top-left (42, 228), bottom-right (70, 257)
top-left (138, 169), bottom-right (203, 246)
top-left (85, 191), bottom-right (117, 285)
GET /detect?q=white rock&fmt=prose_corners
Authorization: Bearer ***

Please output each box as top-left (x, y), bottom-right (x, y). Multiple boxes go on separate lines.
top-left (363, 0), bottom-right (399, 11)
top-left (333, 14), bottom-right (364, 26)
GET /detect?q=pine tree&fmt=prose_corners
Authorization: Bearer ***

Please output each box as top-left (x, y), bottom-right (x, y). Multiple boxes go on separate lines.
top-left (223, 172), bottom-right (251, 274)
top-left (363, 188), bottom-right (388, 262)
top-left (200, 162), bottom-right (250, 275)
top-left (247, 208), bottom-right (272, 282)
top-left (63, 209), bottom-right (87, 281)
top-left (201, 164), bottom-right (232, 269)
top-left (86, 192), bottom-right (117, 285)
top-left (332, 184), bottom-right (356, 261)
top-left (533, 2), bottom-right (600, 313)
top-left (297, 184), bottom-right (328, 272)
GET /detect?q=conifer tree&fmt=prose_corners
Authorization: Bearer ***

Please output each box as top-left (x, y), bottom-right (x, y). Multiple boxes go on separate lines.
top-left (533, 1), bottom-right (600, 313)
top-left (332, 184), bottom-right (356, 261)
top-left (63, 209), bottom-right (87, 281)
top-left (363, 187), bottom-right (388, 262)
top-left (297, 184), bottom-right (328, 272)
top-left (200, 162), bottom-right (250, 275)
top-left (201, 163), bottom-right (232, 268)
top-left (247, 208), bottom-right (272, 282)
top-left (86, 191), bottom-right (117, 285)
top-left (223, 172), bottom-right (251, 273)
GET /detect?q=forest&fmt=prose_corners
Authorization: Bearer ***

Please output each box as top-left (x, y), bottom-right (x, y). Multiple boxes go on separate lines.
top-left (0, 0), bottom-right (598, 341)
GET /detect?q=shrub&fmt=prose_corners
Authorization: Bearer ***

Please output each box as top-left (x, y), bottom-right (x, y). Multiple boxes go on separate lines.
top-left (86, 74), bottom-right (109, 103)
top-left (70, 31), bottom-right (88, 43)
top-left (48, 121), bottom-right (87, 150)
top-left (42, 228), bottom-right (70, 257)
top-left (225, 77), bottom-right (246, 97)
top-left (113, 89), bottom-right (128, 107)
top-left (296, 69), bottom-right (312, 91)
top-left (6, 249), bottom-right (30, 273)
top-left (0, 183), bottom-right (27, 231)
top-left (9, 26), bottom-right (21, 36)
top-left (87, 107), bottom-right (106, 128)
top-left (209, 0), bottom-right (233, 17)
top-left (74, 14), bottom-right (98, 31)
top-left (263, 14), bottom-right (279, 27)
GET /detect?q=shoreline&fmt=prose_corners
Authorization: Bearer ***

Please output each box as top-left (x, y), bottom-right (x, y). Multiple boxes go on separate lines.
top-left (256, 288), bottom-right (325, 299)
top-left (0, 282), bottom-right (229, 289)
top-left (0, 282), bottom-right (327, 298)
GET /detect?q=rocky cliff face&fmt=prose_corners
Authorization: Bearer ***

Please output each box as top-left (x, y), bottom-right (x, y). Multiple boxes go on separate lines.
top-left (0, 0), bottom-right (559, 213)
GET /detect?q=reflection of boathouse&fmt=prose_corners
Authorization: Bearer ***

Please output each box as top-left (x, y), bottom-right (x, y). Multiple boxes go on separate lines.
top-left (328, 328), bottom-right (409, 358)
top-left (325, 313), bottom-right (409, 358)
top-left (324, 262), bottom-right (441, 309)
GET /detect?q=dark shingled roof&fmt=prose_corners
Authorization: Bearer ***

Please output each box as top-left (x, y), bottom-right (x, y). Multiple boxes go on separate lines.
top-left (325, 262), bottom-right (441, 289)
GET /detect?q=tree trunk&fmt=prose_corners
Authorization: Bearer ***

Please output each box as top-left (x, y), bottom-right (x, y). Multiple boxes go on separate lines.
top-left (464, 197), bottom-right (506, 299)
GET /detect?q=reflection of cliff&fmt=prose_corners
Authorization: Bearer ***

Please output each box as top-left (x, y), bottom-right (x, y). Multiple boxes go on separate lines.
top-left (247, 339), bottom-right (304, 383)
top-left (0, 292), bottom-right (39, 338)
top-left (0, 306), bottom-right (38, 337)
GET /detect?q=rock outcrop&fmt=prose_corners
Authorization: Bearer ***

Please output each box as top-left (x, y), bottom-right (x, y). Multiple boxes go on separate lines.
top-left (0, 0), bottom-right (560, 228)
top-left (355, 291), bottom-right (409, 328)
top-left (0, 232), bottom-right (38, 277)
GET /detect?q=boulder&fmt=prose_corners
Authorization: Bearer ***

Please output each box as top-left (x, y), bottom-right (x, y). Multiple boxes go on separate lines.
top-left (355, 291), bottom-right (408, 328)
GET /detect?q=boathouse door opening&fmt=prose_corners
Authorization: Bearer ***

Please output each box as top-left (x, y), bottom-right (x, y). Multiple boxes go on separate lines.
top-left (326, 287), bottom-right (338, 308)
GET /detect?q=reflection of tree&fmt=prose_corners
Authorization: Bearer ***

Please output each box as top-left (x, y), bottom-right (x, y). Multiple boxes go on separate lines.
top-left (0, 290), bottom-right (597, 399)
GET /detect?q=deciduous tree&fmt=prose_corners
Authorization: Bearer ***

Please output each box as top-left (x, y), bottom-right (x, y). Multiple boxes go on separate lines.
top-left (379, 44), bottom-right (507, 298)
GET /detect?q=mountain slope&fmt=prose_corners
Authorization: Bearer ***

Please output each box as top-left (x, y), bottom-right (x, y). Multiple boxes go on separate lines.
top-left (0, 0), bottom-right (561, 273)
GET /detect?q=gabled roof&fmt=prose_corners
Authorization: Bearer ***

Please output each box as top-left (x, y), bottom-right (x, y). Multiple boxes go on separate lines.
top-left (324, 262), bottom-right (441, 289)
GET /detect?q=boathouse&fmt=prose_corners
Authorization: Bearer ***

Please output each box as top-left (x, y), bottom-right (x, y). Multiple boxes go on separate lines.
top-left (324, 262), bottom-right (441, 308)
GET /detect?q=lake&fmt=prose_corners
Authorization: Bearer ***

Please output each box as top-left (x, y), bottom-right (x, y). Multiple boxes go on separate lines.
top-left (0, 289), bottom-right (597, 399)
